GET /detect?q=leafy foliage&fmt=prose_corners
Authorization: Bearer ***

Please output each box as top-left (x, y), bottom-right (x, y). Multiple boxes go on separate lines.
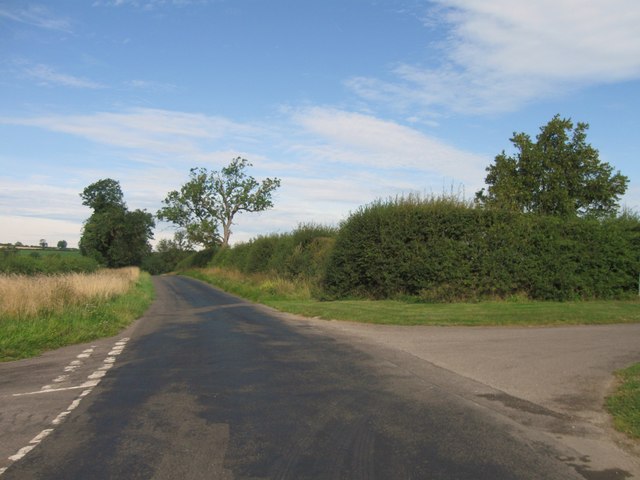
top-left (211, 223), bottom-right (337, 290)
top-left (80, 178), bottom-right (125, 211)
top-left (141, 238), bottom-right (195, 275)
top-left (476, 115), bottom-right (628, 217)
top-left (157, 157), bottom-right (281, 248)
top-left (79, 179), bottom-right (155, 268)
top-left (324, 195), bottom-right (640, 301)
top-left (0, 249), bottom-right (100, 275)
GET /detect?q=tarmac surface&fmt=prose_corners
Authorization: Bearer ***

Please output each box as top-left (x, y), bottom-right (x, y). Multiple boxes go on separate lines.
top-left (0, 275), bottom-right (639, 478)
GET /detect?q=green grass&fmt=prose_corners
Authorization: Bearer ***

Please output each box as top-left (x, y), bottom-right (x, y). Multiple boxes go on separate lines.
top-left (0, 272), bottom-right (155, 362)
top-left (266, 299), bottom-right (640, 326)
top-left (607, 363), bottom-right (640, 439)
top-left (184, 268), bottom-right (640, 326)
top-left (15, 248), bottom-right (81, 257)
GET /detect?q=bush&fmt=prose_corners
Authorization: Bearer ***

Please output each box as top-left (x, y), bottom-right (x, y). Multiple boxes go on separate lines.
top-left (0, 250), bottom-right (100, 275)
top-left (175, 248), bottom-right (218, 270)
top-left (209, 223), bottom-right (337, 291)
top-left (323, 195), bottom-right (640, 301)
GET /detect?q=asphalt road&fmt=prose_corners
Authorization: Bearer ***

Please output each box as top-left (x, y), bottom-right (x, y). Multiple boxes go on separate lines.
top-left (1, 276), bottom-right (638, 479)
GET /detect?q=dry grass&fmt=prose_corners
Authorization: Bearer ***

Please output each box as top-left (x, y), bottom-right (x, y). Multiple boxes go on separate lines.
top-left (188, 267), bottom-right (313, 302)
top-left (0, 267), bottom-right (140, 319)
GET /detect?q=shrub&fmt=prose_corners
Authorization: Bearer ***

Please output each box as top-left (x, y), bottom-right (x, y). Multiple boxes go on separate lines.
top-left (175, 248), bottom-right (218, 270)
top-left (0, 251), bottom-right (100, 275)
top-left (324, 195), bottom-right (640, 301)
top-left (209, 223), bottom-right (337, 290)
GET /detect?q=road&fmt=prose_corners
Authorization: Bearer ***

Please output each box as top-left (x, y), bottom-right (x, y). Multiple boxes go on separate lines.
top-left (1, 275), bottom-right (638, 479)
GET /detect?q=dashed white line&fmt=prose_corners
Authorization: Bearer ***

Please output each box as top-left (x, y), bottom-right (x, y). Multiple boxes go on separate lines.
top-left (2, 337), bottom-right (130, 476)
top-left (30, 429), bottom-right (54, 444)
top-left (8, 445), bottom-right (35, 462)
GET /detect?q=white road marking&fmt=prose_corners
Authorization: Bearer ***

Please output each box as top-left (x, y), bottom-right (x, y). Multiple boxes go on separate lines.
top-left (30, 429), bottom-right (54, 444)
top-left (2, 337), bottom-right (131, 477)
top-left (51, 411), bottom-right (70, 425)
top-left (8, 445), bottom-right (35, 462)
top-left (87, 370), bottom-right (106, 380)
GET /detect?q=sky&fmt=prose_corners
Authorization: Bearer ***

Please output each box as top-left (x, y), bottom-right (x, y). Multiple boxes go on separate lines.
top-left (1, 0), bottom-right (639, 248)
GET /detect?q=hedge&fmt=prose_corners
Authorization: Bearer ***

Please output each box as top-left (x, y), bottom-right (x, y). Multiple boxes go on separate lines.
top-left (323, 196), bottom-right (640, 301)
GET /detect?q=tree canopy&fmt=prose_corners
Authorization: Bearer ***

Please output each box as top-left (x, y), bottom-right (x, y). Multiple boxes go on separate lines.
top-left (80, 178), bottom-right (125, 212)
top-left (475, 115), bottom-right (628, 217)
top-left (157, 157), bottom-right (281, 248)
top-left (79, 178), bottom-right (154, 267)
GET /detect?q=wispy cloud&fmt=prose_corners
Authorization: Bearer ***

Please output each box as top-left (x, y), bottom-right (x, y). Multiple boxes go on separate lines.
top-left (349, 0), bottom-right (640, 115)
top-left (22, 64), bottom-right (106, 89)
top-left (125, 79), bottom-right (178, 92)
top-left (0, 4), bottom-right (72, 32)
top-left (93, 0), bottom-right (209, 9)
top-left (289, 107), bottom-right (487, 186)
top-left (0, 177), bottom-right (85, 222)
top-left (1, 106), bottom-right (490, 245)
top-left (1, 108), bottom-right (260, 158)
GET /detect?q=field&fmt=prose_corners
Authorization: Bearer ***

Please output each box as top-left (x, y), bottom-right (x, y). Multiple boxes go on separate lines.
top-left (15, 248), bottom-right (81, 256)
top-left (0, 267), bottom-right (154, 361)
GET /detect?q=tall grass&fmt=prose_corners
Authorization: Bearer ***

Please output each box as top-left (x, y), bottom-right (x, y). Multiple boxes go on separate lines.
top-left (0, 267), bottom-right (140, 319)
top-left (185, 267), bottom-right (312, 303)
top-left (0, 268), bottom-right (154, 361)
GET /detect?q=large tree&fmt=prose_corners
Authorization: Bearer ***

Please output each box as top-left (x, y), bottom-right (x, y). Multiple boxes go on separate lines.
top-left (157, 157), bottom-right (281, 248)
top-left (79, 179), bottom-right (154, 267)
top-left (475, 115), bottom-right (628, 217)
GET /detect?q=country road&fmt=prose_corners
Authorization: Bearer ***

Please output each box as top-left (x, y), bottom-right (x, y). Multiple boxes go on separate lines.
top-left (1, 275), bottom-right (639, 479)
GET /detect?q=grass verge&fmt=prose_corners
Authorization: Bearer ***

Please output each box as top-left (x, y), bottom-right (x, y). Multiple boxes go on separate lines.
top-left (607, 363), bottom-right (640, 439)
top-left (184, 268), bottom-right (640, 327)
top-left (0, 271), bottom-right (155, 362)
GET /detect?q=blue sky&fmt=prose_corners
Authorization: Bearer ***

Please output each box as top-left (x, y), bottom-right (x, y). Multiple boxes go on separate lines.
top-left (2, 0), bottom-right (639, 248)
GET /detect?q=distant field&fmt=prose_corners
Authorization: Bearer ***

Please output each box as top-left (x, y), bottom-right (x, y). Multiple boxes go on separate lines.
top-left (15, 248), bottom-right (81, 257)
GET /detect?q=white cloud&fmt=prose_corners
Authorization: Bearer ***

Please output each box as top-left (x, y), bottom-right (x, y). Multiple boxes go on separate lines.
top-left (125, 79), bottom-right (178, 92)
top-left (289, 107), bottom-right (487, 185)
top-left (1, 108), bottom-right (261, 160)
top-left (0, 177), bottom-right (85, 222)
top-left (0, 4), bottom-right (72, 32)
top-left (23, 64), bottom-right (106, 89)
top-left (349, 0), bottom-right (640, 114)
top-left (0, 106), bottom-right (490, 246)
top-left (93, 0), bottom-right (209, 8)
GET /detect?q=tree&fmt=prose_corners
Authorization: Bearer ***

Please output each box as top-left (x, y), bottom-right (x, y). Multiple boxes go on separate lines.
top-left (80, 178), bottom-right (125, 212)
top-left (475, 115), bottom-right (629, 217)
top-left (158, 157), bottom-right (281, 248)
top-left (57, 240), bottom-right (68, 250)
top-left (39, 239), bottom-right (48, 249)
top-left (79, 179), bottom-right (155, 267)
